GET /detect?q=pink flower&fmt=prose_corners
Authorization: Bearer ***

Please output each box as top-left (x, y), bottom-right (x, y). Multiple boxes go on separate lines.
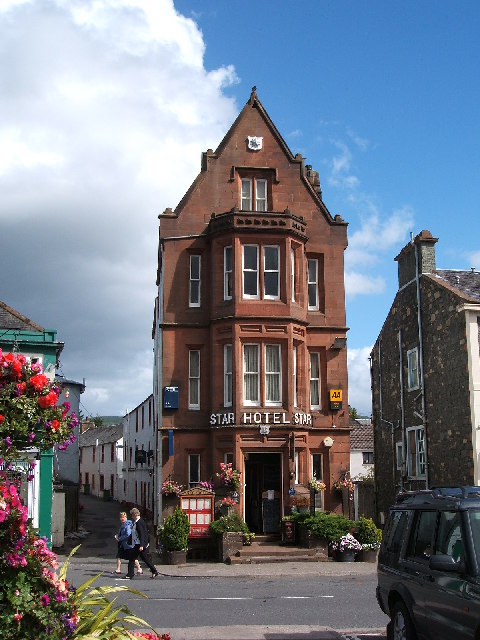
top-left (13, 612), bottom-right (22, 622)
top-left (40, 593), bottom-right (50, 607)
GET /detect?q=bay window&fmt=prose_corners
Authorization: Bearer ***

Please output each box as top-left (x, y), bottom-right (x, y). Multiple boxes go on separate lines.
top-left (224, 344), bottom-right (232, 407)
top-left (264, 246), bottom-right (279, 299)
top-left (243, 344), bottom-right (260, 405)
top-left (243, 245), bottom-right (259, 298)
top-left (242, 244), bottom-right (280, 300)
top-left (265, 344), bottom-right (281, 405)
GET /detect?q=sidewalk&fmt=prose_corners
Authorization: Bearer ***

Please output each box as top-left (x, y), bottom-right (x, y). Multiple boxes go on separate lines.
top-left (58, 493), bottom-right (378, 579)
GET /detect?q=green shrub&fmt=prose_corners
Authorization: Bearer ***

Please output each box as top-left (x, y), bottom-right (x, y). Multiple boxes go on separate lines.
top-left (355, 516), bottom-right (382, 549)
top-left (209, 513), bottom-right (249, 537)
top-left (299, 512), bottom-right (355, 542)
top-left (158, 507), bottom-right (190, 551)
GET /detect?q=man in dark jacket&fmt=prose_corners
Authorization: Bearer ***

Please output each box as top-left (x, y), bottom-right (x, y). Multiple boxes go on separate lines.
top-left (125, 507), bottom-right (159, 579)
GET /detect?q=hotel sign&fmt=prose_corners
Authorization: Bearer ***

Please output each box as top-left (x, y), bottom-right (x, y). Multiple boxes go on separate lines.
top-left (210, 411), bottom-right (312, 426)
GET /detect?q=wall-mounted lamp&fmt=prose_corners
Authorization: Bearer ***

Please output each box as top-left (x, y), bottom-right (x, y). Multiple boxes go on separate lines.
top-left (331, 337), bottom-right (347, 350)
top-left (323, 437), bottom-right (334, 448)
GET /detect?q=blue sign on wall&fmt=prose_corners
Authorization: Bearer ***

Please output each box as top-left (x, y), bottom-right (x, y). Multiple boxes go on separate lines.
top-left (163, 386), bottom-right (179, 409)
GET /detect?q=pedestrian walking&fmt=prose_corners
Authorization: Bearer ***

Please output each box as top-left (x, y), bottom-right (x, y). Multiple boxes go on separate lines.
top-left (114, 511), bottom-right (142, 575)
top-left (124, 507), bottom-right (159, 579)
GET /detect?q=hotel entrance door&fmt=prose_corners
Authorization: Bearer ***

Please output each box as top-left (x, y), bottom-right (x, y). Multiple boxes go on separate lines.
top-left (244, 453), bottom-right (281, 533)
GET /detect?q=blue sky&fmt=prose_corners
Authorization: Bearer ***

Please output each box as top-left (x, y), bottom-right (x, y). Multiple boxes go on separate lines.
top-left (0, 1), bottom-right (479, 416)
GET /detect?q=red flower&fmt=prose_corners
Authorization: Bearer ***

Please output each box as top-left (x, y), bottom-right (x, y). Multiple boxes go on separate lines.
top-left (51, 420), bottom-right (60, 431)
top-left (38, 392), bottom-right (58, 409)
top-left (0, 415), bottom-right (4, 424)
top-left (30, 373), bottom-right (49, 392)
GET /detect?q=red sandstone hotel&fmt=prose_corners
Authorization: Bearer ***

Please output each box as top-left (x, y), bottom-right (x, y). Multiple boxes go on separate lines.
top-left (153, 88), bottom-right (350, 532)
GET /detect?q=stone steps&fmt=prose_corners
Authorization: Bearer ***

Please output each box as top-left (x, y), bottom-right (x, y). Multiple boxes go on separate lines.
top-left (226, 536), bottom-right (331, 564)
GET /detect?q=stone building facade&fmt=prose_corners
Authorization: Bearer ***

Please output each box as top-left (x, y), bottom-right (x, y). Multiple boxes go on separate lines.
top-left (153, 88), bottom-right (350, 532)
top-left (371, 230), bottom-right (480, 523)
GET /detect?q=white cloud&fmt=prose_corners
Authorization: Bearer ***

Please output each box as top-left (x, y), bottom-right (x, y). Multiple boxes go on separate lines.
top-left (466, 251), bottom-right (480, 269)
top-left (345, 271), bottom-right (385, 297)
top-left (328, 140), bottom-right (359, 189)
top-left (347, 346), bottom-right (372, 416)
top-left (0, 0), bottom-right (239, 415)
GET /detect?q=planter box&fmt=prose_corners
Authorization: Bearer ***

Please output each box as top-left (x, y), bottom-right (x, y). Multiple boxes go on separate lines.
top-left (298, 527), bottom-right (328, 555)
top-left (163, 549), bottom-right (187, 565)
top-left (336, 550), bottom-right (356, 562)
top-left (217, 532), bottom-right (243, 562)
top-left (357, 548), bottom-right (378, 563)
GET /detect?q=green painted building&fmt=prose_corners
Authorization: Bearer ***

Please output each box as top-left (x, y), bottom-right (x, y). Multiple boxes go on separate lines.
top-left (0, 299), bottom-right (64, 544)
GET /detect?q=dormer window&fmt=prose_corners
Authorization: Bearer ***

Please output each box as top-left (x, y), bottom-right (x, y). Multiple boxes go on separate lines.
top-left (241, 178), bottom-right (268, 211)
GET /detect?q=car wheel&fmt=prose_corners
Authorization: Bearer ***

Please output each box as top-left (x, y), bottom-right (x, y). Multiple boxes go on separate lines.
top-left (391, 601), bottom-right (417, 640)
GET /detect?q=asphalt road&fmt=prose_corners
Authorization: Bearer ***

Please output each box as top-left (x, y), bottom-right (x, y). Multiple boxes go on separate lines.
top-left (57, 494), bottom-right (388, 639)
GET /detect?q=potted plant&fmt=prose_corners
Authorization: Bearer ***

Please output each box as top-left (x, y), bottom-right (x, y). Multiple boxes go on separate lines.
top-left (216, 462), bottom-right (241, 492)
top-left (355, 516), bottom-right (382, 562)
top-left (330, 533), bottom-right (362, 562)
top-left (308, 476), bottom-right (326, 493)
top-left (209, 512), bottom-right (250, 562)
top-left (158, 506), bottom-right (190, 564)
top-left (298, 512), bottom-right (354, 556)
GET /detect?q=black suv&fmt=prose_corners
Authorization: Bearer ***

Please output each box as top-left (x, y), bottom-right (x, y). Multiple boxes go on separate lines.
top-left (377, 487), bottom-right (480, 640)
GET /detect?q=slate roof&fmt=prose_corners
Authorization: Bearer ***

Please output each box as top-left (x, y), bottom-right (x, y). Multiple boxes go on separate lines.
top-left (79, 424), bottom-right (123, 447)
top-left (350, 419), bottom-right (374, 451)
top-left (433, 269), bottom-right (480, 302)
top-left (0, 299), bottom-right (44, 332)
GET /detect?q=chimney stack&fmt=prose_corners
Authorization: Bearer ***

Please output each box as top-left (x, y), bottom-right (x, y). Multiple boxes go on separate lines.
top-left (395, 230), bottom-right (438, 289)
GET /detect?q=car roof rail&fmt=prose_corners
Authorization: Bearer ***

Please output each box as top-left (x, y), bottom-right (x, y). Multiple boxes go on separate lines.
top-left (393, 486), bottom-right (480, 506)
top-left (431, 486), bottom-right (480, 498)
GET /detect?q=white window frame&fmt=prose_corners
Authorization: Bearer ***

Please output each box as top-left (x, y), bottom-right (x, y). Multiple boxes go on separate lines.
top-left (407, 347), bottom-right (420, 390)
top-left (224, 344), bottom-right (232, 407)
top-left (243, 245), bottom-right (259, 299)
top-left (224, 246), bottom-right (232, 300)
top-left (291, 248), bottom-right (296, 302)
top-left (255, 178), bottom-right (267, 211)
top-left (188, 453), bottom-right (200, 487)
top-left (406, 426), bottom-right (426, 478)
top-left (241, 178), bottom-right (252, 210)
top-left (243, 344), bottom-right (260, 406)
top-left (396, 441), bottom-right (404, 471)
top-left (293, 346), bottom-right (298, 408)
top-left (308, 258), bottom-right (319, 310)
top-left (309, 352), bottom-right (321, 410)
top-left (263, 245), bottom-right (280, 300)
top-left (265, 344), bottom-right (282, 406)
top-left (189, 255), bottom-right (201, 308)
top-left (241, 177), bottom-right (268, 212)
top-left (294, 451), bottom-right (299, 485)
top-left (188, 350), bottom-right (200, 410)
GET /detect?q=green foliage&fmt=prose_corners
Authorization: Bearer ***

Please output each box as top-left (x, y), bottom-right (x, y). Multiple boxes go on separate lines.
top-left (209, 512), bottom-right (249, 537)
top-left (355, 516), bottom-right (382, 548)
top-left (157, 507), bottom-right (190, 551)
top-left (349, 405), bottom-right (359, 419)
top-left (299, 512), bottom-right (356, 543)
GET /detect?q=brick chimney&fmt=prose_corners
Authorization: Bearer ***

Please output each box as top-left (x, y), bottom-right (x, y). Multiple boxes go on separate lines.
top-left (395, 230), bottom-right (438, 289)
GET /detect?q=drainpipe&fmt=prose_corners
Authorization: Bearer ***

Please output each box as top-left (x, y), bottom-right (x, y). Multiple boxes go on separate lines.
top-left (378, 340), bottom-right (396, 497)
top-left (154, 242), bottom-right (164, 527)
top-left (398, 330), bottom-right (405, 491)
top-left (414, 241), bottom-right (429, 489)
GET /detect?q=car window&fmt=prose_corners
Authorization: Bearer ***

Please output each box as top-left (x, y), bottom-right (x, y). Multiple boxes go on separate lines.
top-left (435, 511), bottom-right (463, 562)
top-left (383, 510), bottom-right (410, 564)
top-left (468, 509), bottom-right (480, 569)
top-left (406, 510), bottom-right (437, 561)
